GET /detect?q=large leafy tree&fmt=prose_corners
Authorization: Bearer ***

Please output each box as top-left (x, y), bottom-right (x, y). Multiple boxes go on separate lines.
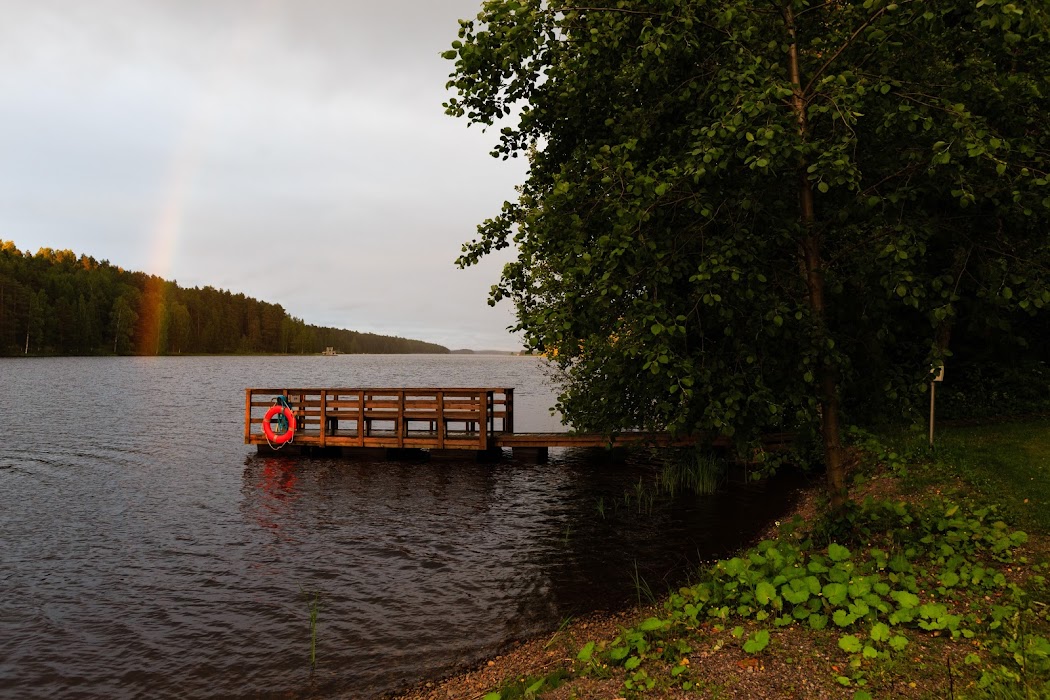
top-left (445, 0), bottom-right (1050, 506)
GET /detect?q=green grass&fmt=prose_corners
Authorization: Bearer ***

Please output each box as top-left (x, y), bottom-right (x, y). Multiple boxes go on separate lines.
top-left (865, 417), bottom-right (1050, 534)
top-left (935, 418), bottom-right (1050, 532)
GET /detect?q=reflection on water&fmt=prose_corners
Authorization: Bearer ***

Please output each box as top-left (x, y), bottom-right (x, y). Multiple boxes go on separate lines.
top-left (0, 356), bottom-right (805, 699)
top-left (253, 459), bottom-right (301, 534)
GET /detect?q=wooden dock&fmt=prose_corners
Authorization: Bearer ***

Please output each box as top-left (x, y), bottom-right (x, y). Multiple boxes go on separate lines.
top-left (245, 387), bottom-right (790, 460)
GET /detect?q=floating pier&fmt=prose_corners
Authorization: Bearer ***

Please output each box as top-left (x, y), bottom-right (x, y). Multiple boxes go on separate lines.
top-left (244, 387), bottom-right (790, 461)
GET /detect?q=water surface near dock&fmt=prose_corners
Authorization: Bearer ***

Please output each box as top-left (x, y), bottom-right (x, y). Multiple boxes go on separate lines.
top-left (1, 355), bottom-right (802, 698)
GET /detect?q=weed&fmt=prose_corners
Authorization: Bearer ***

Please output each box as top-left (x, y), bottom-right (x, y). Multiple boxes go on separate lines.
top-left (544, 616), bottom-right (574, 649)
top-left (660, 448), bottom-right (727, 496)
top-left (299, 586), bottom-right (322, 668)
top-left (483, 668), bottom-right (570, 700)
top-left (631, 559), bottom-right (656, 608)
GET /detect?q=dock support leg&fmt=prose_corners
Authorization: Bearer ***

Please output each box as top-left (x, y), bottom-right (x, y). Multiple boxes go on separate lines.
top-left (512, 446), bottom-right (548, 463)
top-left (475, 447), bottom-right (504, 463)
top-left (386, 448), bottom-right (429, 461)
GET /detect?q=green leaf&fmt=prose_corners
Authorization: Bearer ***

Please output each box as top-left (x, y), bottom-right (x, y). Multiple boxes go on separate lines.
top-left (756, 581), bottom-right (778, 606)
top-left (823, 583), bottom-right (849, 605)
top-left (828, 543), bottom-right (851, 562)
top-left (624, 655), bottom-right (641, 670)
top-left (871, 623), bottom-right (891, 642)
top-left (833, 609), bottom-right (856, 627)
top-left (743, 629), bottom-right (770, 654)
top-left (782, 583), bottom-right (810, 604)
top-left (483, 694), bottom-right (502, 700)
top-left (891, 590), bottom-right (920, 608)
top-left (639, 617), bottom-right (664, 631)
top-left (576, 641), bottom-right (595, 662)
top-left (838, 635), bottom-right (862, 653)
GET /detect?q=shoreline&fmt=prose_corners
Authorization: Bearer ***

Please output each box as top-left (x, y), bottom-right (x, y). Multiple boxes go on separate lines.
top-left (382, 423), bottom-right (1050, 699)
top-left (387, 479), bottom-right (824, 700)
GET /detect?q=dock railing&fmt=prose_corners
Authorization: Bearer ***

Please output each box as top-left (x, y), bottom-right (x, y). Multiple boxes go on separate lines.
top-left (245, 388), bottom-right (514, 450)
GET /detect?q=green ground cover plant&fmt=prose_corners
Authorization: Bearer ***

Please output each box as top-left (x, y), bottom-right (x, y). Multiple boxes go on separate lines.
top-left (853, 418), bottom-right (1050, 533)
top-left (586, 495), bottom-right (1047, 697)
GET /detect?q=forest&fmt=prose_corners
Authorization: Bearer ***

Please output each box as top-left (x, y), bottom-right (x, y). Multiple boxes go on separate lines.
top-left (0, 241), bottom-right (449, 356)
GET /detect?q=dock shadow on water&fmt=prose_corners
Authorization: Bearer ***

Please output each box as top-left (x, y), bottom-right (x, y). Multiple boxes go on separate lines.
top-left (237, 448), bottom-right (806, 699)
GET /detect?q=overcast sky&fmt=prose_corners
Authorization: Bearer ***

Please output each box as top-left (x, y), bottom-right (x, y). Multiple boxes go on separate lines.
top-left (0, 0), bottom-right (528, 350)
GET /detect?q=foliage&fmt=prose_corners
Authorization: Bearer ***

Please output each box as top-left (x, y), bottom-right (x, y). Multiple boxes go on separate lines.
top-left (0, 241), bottom-right (449, 356)
top-left (939, 360), bottom-right (1050, 420)
top-left (851, 418), bottom-right (1050, 533)
top-left (586, 494), bottom-right (1047, 695)
top-left (483, 668), bottom-right (570, 700)
top-left (444, 0), bottom-right (1050, 499)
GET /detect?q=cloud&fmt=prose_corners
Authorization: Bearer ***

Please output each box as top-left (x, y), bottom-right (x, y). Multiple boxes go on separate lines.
top-left (0, 0), bottom-right (530, 349)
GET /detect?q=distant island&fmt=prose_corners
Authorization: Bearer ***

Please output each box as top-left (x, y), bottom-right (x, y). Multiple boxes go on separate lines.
top-left (0, 240), bottom-right (448, 356)
top-left (449, 349), bottom-right (521, 355)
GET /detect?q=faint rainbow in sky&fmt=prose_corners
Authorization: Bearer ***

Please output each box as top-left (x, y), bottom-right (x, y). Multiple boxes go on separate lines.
top-left (136, 0), bottom-right (280, 354)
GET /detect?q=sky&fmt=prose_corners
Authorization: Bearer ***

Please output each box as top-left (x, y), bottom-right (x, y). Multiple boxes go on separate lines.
top-left (0, 0), bottom-right (529, 350)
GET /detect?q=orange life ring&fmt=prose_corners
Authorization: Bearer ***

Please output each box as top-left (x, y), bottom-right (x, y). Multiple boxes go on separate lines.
top-left (262, 405), bottom-right (296, 445)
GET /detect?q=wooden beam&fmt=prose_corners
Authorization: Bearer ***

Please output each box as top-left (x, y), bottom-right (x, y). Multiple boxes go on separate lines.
top-left (244, 389), bottom-right (252, 443)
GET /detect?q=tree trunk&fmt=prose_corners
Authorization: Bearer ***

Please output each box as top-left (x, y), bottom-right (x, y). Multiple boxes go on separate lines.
top-left (784, 5), bottom-right (847, 509)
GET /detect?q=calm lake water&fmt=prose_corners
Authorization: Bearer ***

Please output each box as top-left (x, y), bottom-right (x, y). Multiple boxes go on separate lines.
top-left (1, 355), bottom-right (802, 699)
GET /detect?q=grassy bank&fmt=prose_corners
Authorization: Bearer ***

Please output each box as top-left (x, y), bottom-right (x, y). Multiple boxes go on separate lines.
top-left (396, 418), bottom-right (1050, 700)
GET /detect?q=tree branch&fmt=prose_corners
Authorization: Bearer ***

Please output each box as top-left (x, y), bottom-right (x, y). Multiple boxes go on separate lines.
top-left (549, 5), bottom-right (659, 16)
top-left (802, 5), bottom-right (895, 96)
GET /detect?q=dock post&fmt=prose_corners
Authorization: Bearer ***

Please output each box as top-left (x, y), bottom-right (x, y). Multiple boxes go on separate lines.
top-left (479, 391), bottom-right (489, 450)
top-left (505, 388), bottom-right (514, 434)
top-left (319, 390), bottom-right (327, 448)
top-left (437, 391), bottom-right (445, 449)
top-left (244, 389), bottom-right (253, 443)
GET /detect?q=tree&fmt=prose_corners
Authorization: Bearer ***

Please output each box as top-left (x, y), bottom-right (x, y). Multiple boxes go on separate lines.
top-left (444, 0), bottom-right (1050, 507)
top-left (26, 290), bottom-right (48, 354)
top-left (168, 301), bottom-right (191, 354)
top-left (109, 291), bottom-right (139, 355)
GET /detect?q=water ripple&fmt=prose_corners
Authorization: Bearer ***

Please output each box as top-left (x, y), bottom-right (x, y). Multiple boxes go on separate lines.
top-left (1, 356), bottom-right (802, 698)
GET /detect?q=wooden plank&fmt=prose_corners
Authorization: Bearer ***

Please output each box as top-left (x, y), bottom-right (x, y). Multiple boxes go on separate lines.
top-left (244, 389), bottom-right (253, 443)
top-left (398, 390), bottom-right (404, 449)
top-left (325, 401), bottom-right (363, 409)
top-left (505, 388), bottom-right (514, 433)
top-left (357, 389), bottom-right (365, 447)
top-left (319, 390), bottom-right (327, 448)
top-left (437, 390), bottom-right (444, 449)
top-left (362, 400), bottom-right (401, 409)
top-left (478, 391), bottom-right (489, 450)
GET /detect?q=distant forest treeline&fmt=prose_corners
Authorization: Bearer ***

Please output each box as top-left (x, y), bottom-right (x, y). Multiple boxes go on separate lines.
top-left (0, 241), bottom-right (449, 356)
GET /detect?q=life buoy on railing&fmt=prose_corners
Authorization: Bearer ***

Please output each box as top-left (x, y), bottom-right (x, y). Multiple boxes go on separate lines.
top-left (262, 404), bottom-right (296, 446)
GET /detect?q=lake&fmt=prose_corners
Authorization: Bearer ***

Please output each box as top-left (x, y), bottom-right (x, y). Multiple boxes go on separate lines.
top-left (1, 355), bottom-right (802, 698)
